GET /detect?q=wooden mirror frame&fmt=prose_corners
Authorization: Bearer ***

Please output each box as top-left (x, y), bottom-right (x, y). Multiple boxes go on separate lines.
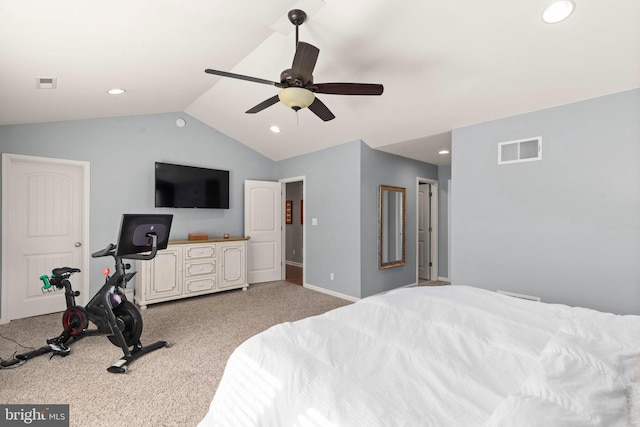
top-left (379, 185), bottom-right (406, 269)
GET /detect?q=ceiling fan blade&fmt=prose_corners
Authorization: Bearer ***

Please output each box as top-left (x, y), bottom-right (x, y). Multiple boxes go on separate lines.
top-left (246, 95), bottom-right (280, 114)
top-left (307, 97), bottom-right (335, 122)
top-left (291, 42), bottom-right (319, 84)
top-left (205, 69), bottom-right (282, 88)
top-left (310, 83), bottom-right (384, 95)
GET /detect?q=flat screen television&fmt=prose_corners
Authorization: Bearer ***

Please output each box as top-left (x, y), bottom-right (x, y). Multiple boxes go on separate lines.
top-left (155, 162), bottom-right (229, 209)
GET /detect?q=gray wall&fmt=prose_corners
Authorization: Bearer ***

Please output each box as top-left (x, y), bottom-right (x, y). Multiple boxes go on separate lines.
top-left (276, 140), bottom-right (439, 299)
top-left (285, 181), bottom-right (303, 264)
top-left (438, 165), bottom-right (451, 279)
top-left (276, 141), bottom-right (362, 298)
top-left (451, 88), bottom-right (640, 314)
top-left (360, 144), bottom-right (438, 297)
top-left (1, 112), bottom-right (447, 316)
top-left (0, 112), bottom-right (275, 306)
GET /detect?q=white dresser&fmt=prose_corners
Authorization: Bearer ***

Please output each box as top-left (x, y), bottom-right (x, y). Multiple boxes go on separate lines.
top-left (134, 237), bottom-right (248, 309)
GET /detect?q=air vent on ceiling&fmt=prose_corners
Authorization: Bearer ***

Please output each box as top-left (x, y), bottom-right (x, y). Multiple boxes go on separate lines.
top-left (36, 77), bottom-right (57, 89)
top-left (498, 136), bottom-right (541, 165)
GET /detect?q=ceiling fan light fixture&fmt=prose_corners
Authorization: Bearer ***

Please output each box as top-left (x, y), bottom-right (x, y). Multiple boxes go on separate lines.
top-left (278, 87), bottom-right (315, 110)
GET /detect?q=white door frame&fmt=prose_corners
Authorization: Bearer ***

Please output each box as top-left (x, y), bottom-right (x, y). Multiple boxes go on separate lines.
top-left (1, 153), bottom-right (90, 324)
top-left (416, 177), bottom-right (438, 282)
top-left (280, 176), bottom-right (305, 284)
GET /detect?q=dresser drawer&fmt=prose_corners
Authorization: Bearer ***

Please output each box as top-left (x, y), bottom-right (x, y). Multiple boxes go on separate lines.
top-left (185, 261), bottom-right (215, 277)
top-left (184, 245), bottom-right (215, 260)
top-left (185, 276), bottom-right (216, 294)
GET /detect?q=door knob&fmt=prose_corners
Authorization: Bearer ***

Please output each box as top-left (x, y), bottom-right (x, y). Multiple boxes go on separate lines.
top-left (74, 242), bottom-right (82, 247)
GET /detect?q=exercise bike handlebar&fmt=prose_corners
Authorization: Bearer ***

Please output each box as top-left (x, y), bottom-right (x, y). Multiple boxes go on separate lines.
top-left (91, 233), bottom-right (160, 261)
top-left (91, 243), bottom-right (116, 258)
top-left (121, 233), bottom-right (159, 261)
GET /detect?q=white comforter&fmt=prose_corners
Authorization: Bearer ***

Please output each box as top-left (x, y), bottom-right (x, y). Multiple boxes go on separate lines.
top-left (199, 285), bottom-right (640, 427)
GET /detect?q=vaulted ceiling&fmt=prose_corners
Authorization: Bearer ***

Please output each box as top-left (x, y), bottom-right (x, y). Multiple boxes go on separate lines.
top-left (1, 0), bottom-right (638, 165)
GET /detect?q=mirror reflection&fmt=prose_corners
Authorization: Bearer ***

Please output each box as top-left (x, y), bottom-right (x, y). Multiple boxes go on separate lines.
top-left (379, 185), bottom-right (406, 269)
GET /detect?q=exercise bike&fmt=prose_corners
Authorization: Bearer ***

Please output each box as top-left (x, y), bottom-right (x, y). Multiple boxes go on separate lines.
top-left (0, 214), bottom-right (173, 373)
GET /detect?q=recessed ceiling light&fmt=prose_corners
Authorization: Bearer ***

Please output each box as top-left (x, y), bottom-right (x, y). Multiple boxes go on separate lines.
top-left (542, 0), bottom-right (575, 24)
top-left (439, 150), bottom-right (450, 155)
top-left (107, 88), bottom-right (126, 95)
top-left (270, 125), bottom-right (281, 133)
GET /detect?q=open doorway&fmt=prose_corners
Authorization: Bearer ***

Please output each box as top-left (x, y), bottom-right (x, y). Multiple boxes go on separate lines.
top-left (417, 177), bottom-right (438, 284)
top-left (282, 178), bottom-right (304, 285)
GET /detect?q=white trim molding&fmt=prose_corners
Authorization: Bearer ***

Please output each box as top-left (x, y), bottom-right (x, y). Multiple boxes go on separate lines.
top-left (416, 177), bottom-right (439, 282)
top-left (304, 283), bottom-right (359, 303)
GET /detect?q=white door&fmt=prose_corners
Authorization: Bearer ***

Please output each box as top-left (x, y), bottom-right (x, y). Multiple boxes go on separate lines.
top-left (418, 184), bottom-right (431, 280)
top-left (2, 154), bottom-right (89, 321)
top-left (244, 180), bottom-right (282, 283)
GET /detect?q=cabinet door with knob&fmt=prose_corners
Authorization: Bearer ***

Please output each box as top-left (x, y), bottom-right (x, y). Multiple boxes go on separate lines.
top-left (219, 241), bottom-right (247, 289)
top-left (136, 246), bottom-right (183, 309)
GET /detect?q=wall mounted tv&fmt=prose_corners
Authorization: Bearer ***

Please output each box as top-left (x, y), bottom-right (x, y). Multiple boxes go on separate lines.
top-left (155, 162), bottom-right (229, 209)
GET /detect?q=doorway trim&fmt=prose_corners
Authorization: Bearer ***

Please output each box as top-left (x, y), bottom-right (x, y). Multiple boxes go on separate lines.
top-left (280, 176), bottom-right (305, 285)
top-left (1, 153), bottom-right (90, 324)
top-left (416, 177), bottom-right (438, 283)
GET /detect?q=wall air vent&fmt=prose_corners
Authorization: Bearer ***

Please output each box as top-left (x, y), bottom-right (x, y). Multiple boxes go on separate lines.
top-left (36, 77), bottom-right (57, 89)
top-left (498, 136), bottom-right (541, 165)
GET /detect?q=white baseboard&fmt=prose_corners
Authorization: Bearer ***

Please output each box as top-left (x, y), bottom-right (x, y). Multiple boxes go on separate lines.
top-left (438, 276), bottom-right (450, 282)
top-left (303, 283), bottom-right (359, 302)
top-left (401, 282), bottom-right (419, 289)
top-left (285, 261), bottom-right (303, 268)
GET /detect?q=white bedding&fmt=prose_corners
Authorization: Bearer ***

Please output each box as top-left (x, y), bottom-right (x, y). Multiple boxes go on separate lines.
top-left (199, 285), bottom-right (640, 427)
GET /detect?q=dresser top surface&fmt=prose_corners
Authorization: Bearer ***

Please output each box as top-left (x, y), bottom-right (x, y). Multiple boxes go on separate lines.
top-left (169, 236), bottom-right (249, 245)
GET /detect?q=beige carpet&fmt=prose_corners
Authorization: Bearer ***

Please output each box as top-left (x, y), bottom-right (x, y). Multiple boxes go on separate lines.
top-left (0, 281), bottom-right (351, 426)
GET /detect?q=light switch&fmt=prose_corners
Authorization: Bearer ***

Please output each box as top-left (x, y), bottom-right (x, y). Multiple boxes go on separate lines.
top-left (312, 218), bottom-right (318, 226)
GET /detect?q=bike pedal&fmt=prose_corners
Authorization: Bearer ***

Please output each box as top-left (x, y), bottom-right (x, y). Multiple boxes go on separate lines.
top-left (48, 343), bottom-right (70, 356)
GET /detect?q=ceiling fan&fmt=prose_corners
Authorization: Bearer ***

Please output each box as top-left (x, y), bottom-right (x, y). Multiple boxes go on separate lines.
top-left (204, 9), bottom-right (384, 122)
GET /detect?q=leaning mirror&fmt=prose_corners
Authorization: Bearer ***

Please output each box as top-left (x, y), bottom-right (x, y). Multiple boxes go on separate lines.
top-left (379, 185), bottom-right (406, 269)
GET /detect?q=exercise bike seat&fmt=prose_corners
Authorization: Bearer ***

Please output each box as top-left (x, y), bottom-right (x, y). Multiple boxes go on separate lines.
top-left (52, 267), bottom-right (81, 277)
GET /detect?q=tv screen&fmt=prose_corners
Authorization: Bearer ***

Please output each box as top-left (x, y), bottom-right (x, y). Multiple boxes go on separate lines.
top-left (155, 162), bottom-right (229, 209)
top-left (116, 214), bottom-right (173, 257)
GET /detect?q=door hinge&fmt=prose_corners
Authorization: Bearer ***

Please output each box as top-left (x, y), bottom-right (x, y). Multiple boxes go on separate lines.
top-left (428, 262), bottom-right (433, 267)
top-left (429, 192), bottom-right (433, 197)
top-left (428, 226), bottom-right (432, 232)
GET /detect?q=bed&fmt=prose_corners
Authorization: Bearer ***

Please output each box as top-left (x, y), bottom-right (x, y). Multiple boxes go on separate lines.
top-left (199, 285), bottom-right (640, 426)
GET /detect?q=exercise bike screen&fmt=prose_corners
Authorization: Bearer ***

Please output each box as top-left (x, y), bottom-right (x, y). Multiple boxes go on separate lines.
top-left (116, 214), bottom-right (173, 257)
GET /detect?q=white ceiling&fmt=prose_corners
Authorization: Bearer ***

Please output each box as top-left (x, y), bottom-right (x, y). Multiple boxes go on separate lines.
top-left (2, 0), bottom-right (639, 166)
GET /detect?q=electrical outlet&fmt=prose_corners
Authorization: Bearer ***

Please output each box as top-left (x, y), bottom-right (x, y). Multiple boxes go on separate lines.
top-left (330, 273), bottom-right (334, 280)
top-left (292, 249), bottom-right (296, 255)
